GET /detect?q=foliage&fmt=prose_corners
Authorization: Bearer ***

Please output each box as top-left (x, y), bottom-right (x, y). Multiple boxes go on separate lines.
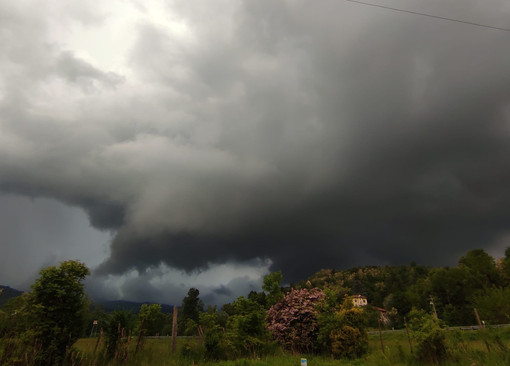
top-left (266, 287), bottom-right (325, 353)
top-left (0, 261), bottom-right (90, 365)
top-left (458, 249), bottom-right (502, 289)
top-left (408, 308), bottom-right (448, 364)
top-left (316, 295), bottom-right (368, 359)
top-left (200, 309), bottom-right (225, 360)
top-left (473, 287), bottom-right (510, 325)
top-left (104, 310), bottom-right (136, 360)
top-left (27, 260), bottom-right (90, 365)
top-left (303, 248), bottom-right (510, 327)
top-left (198, 297), bottom-right (273, 360)
top-left (179, 287), bottom-right (204, 335)
top-left (85, 304), bottom-right (108, 337)
top-left (138, 303), bottom-right (165, 336)
top-left (223, 297), bottom-right (271, 358)
top-left (247, 290), bottom-right (267, 308)
top-left (262, 271), bottom-right (283, 308)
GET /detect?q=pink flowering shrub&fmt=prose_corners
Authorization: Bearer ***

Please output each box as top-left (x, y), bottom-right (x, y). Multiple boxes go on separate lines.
top-left (266, 288), bottom-right (325, 353)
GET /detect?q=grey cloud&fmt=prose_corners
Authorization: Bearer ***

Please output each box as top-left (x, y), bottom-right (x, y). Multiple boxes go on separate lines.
top-left (86, 266), bottom-right (264, 305)
top-left (212, 286), bottom-right (232, 296)
top-left (55, 52), bottom-right (124, 91)
top-left (1, 0), bottom-right (510, 297)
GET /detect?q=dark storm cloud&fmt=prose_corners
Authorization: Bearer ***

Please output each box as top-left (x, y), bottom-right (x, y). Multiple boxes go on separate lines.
top-left (213, 286), bottom-right (232, 296)
top-left (1, 0), bottom-right (510, 292)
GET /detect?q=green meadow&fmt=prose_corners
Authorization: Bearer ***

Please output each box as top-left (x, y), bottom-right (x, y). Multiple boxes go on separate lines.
top-left (73, 327), bottom-right (510, 366)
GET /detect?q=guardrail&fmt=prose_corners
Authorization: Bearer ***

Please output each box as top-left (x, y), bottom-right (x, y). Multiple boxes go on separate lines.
top-left (368, 324), bottom-right (510, 335)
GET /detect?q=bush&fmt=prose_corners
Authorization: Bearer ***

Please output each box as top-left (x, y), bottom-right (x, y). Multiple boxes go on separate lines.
top-left (266, 287), bottom-right (325, 353)
top-left (330, 325), bottom-right (367, 359)
top-left (408, 308), bottom-right (448, 364)
top-left (316, 296), bottom-right (368, 359)
top-left (200, 311), bottom-right (225, 360)
top-left (103, 311), bottom-right (135, 360)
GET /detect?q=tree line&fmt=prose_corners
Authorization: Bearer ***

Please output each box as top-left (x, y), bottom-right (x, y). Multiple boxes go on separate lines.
top-left (1, 248), bottom-right (510, 365)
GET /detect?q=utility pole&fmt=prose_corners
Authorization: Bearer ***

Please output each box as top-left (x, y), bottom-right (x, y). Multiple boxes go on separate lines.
top-left (429, 295), bottom-right (438, 319)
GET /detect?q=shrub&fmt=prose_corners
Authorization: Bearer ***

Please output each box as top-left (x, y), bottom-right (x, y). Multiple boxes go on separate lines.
top-left (224, 297), bottom-right (271, 358)
top-left (408, 308), bottom-right (448, 364)
top-left (266, 287), bottom-right (325, 353)
top-left (200, 311), bottom-right (225, 360)
top-left (103, 311), bottom-right (135, 360)
top-left (330, 325), bottom-right (366, 359)
top-left (316, 296), bottom-right (368, 359)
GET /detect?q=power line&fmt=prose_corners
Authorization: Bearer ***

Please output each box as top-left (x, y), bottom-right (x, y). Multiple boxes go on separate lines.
top-left (345, 0), bottom-right (510, 32)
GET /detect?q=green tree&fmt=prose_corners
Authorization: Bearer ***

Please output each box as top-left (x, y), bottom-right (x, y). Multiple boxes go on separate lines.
top-left (429, 267), bottom-right (473, 324)
top-left (317, 296), bottom-right (368, 359)
top-left (179, 288), bottom-right (204, 335)
top-left (223, 297), bottom-right (270, 358)
top-left (200, 310), bottom-right (225, 360)
top-left (262, 271), bottom-right (283, 308)
top-left (247, 290), bottom-right (267, 308)
top-left (408, 308), bottom-right (448, 364)
top-left (138, 304), bottom-right (165, 336)
top-left (29, 260), bottom-right (90, 365)
top-left (473, 287), bottom-right (510, 325)
top-left (458, 249), bottom-right (501, 289)
top-left (500, 247), bottom-right (510, 283)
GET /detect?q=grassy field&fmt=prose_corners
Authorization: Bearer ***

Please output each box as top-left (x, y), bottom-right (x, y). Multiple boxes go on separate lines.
top-left (73, 327), bottom-right (510, 366)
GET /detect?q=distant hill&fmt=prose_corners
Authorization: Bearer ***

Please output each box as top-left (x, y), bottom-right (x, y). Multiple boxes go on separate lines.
top-left (94, 300), bottom-right (174, 314)
top-left (0, 285), bottom-right (173, 314)
top-left (0, 285), bottom-right (23, 307)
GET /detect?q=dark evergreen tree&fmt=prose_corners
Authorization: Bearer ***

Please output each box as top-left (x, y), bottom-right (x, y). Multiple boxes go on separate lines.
top-left (178, 288), bottom-right (204, 335)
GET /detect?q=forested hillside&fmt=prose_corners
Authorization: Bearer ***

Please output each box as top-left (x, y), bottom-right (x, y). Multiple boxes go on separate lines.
top-left (301, 248), bottom-right (510, 326)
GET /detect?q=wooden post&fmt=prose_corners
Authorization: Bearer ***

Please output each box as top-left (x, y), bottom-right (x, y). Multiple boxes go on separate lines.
top-left (474, 308), bottom-right (483, 329)
top-left (172, 306), bottom-right (178, 352)
top-left (135, 318), bottom-right (145, 354)
top-left (377, 318), bottom-right (385, 354)
top-left (404, 316), bottom-right (413, 354)
top-left (93, 327), bottom-right (102, 358)
top-left (474, 308), bottom-right (490, 353)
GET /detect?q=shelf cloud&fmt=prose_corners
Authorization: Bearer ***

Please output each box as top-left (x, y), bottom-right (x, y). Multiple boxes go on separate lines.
top-left (1, 0), bottom-right (510, 302)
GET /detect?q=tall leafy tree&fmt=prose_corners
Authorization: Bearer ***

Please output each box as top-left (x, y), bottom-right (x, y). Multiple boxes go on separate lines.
top-left (224, 296), bottom-right (270, 357)
top-left (458, 249), bottom-right (502, 289)
top-left (499, 247), bottom-right (510, 283)
top-left (138, 304), bottom-right (165, 336)
top-left (262, 271), bottom-right (283, 308)
top-left (29, 260), bottom-right (90, 365)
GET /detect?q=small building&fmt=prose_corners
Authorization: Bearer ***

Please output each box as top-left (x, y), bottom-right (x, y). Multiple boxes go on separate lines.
top-left (350, 294), bottom-right (367, 307)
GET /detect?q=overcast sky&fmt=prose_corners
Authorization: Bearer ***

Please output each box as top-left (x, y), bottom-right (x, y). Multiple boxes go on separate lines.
top-left (1, 0), bottom-right (510, 305)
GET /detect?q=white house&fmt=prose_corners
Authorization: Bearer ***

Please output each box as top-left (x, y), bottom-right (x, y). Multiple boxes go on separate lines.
top-left (350, 294), bottom-right (367, 307)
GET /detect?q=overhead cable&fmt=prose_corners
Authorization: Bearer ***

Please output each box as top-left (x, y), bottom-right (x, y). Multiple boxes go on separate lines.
top-left (345, 0), bottom-right (510, 32)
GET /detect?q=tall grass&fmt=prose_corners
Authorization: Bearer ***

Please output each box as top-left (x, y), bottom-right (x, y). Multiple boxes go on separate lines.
top-left (67, 327), bottom-right (510, 366)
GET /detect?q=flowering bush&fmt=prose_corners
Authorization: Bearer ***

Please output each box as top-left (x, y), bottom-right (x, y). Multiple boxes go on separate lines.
top-left (266, 288), bottom-right (325, 353)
